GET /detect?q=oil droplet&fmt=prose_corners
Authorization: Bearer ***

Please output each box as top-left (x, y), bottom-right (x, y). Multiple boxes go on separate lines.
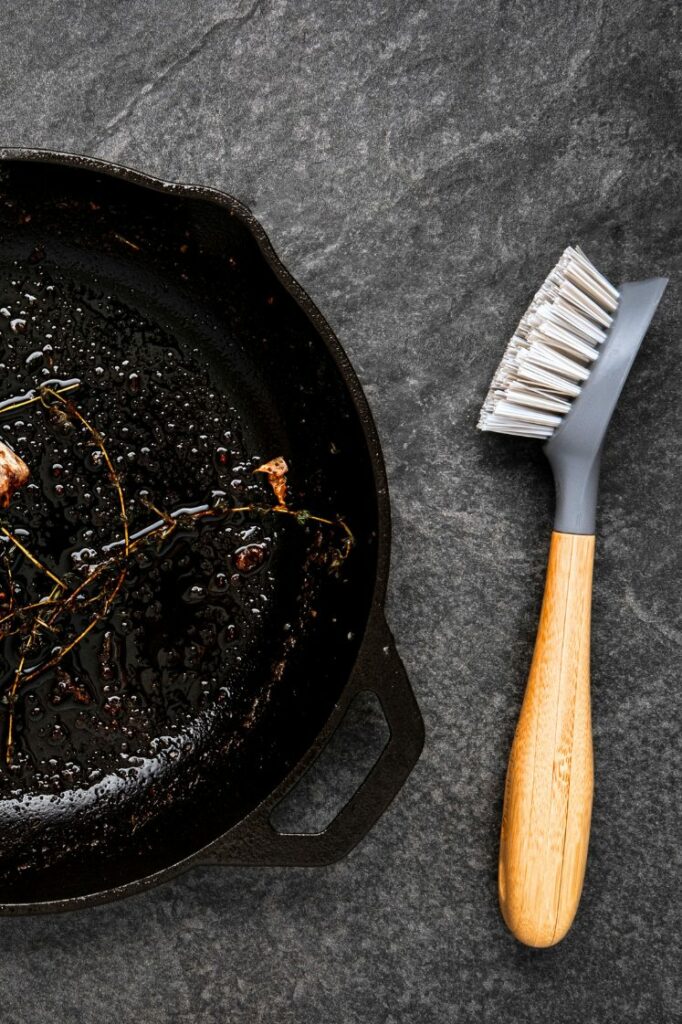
top-left (25, 350), bottom-right (43, 368)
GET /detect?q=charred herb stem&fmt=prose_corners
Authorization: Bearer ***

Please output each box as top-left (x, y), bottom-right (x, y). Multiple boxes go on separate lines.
top-left (0, 381), bottom-right (80, 418)
top-left (41, 386), bottom-right (130, 557)
top-left (0, 526), bottom-right (66, 590)
top-left (1, 553), bottom-right (14, 618)
top-left (4, 649), bottom-right (27, 766)
top-left (5, 581), bottom-right (62, 765)
top-left (0, 597), bottom-right (59, 630)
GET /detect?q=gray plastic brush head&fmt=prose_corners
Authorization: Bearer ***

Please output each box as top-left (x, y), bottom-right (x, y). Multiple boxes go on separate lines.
top-left (545, 277), bottom-right (668, 534)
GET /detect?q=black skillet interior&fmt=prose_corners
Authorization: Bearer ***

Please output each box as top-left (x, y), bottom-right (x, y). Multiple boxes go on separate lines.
top-left (0, 157), bottom-right (384, 905)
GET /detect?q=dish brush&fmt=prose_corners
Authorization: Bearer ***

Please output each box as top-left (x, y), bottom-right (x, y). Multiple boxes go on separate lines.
top-left (479, 247), bottom-right (667, 947)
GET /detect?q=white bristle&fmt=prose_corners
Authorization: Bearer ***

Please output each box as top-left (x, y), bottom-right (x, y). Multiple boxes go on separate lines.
top-left (478, 246), bottom-right (619, 439)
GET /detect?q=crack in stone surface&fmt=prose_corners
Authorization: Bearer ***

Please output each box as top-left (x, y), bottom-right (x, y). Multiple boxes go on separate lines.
top-left (87, 0), bottom-right (265, 152)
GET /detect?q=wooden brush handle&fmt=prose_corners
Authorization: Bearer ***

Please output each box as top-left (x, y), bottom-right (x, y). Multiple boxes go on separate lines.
top-left (499, 531), bottom-right (595, 947)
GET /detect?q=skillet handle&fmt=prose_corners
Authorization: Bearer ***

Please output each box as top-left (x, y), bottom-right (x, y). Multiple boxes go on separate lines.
top-left (197, 607), bottom-right (424, 866)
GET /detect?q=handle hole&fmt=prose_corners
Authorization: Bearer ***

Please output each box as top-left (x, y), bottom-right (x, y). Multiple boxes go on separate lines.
top-left (269, 691), bottom-right (389, 834)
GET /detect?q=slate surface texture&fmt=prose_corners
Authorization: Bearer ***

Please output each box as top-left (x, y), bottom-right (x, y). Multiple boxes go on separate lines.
top-left (0, 1), bottom-right (680, 1022)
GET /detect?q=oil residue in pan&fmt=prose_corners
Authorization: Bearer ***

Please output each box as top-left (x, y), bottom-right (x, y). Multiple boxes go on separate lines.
top-left (0, 256), bottom-right (328, 805)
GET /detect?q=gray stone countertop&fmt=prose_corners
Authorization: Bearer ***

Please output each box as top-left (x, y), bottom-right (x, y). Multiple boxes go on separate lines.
top-left (0, 1), bottom-right (680, 1021)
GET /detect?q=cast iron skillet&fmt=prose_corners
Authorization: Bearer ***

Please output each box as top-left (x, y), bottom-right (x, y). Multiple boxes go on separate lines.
top-left (0, 149), bottom-right (423, 913)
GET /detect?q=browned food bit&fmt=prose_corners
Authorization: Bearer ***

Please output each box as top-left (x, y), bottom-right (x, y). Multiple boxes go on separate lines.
top-left (50, 668), bottom-right (92, 705)
top-left (254, 456), bottom-right (288, 509)
top-left (0, 441), bottom-right (29, 508)
top-left (233, 543), bottom-right (267, 575)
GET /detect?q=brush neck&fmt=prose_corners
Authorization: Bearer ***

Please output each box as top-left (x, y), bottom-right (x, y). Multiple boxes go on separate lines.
top-left (545, 444), bottom-right (602, 535)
